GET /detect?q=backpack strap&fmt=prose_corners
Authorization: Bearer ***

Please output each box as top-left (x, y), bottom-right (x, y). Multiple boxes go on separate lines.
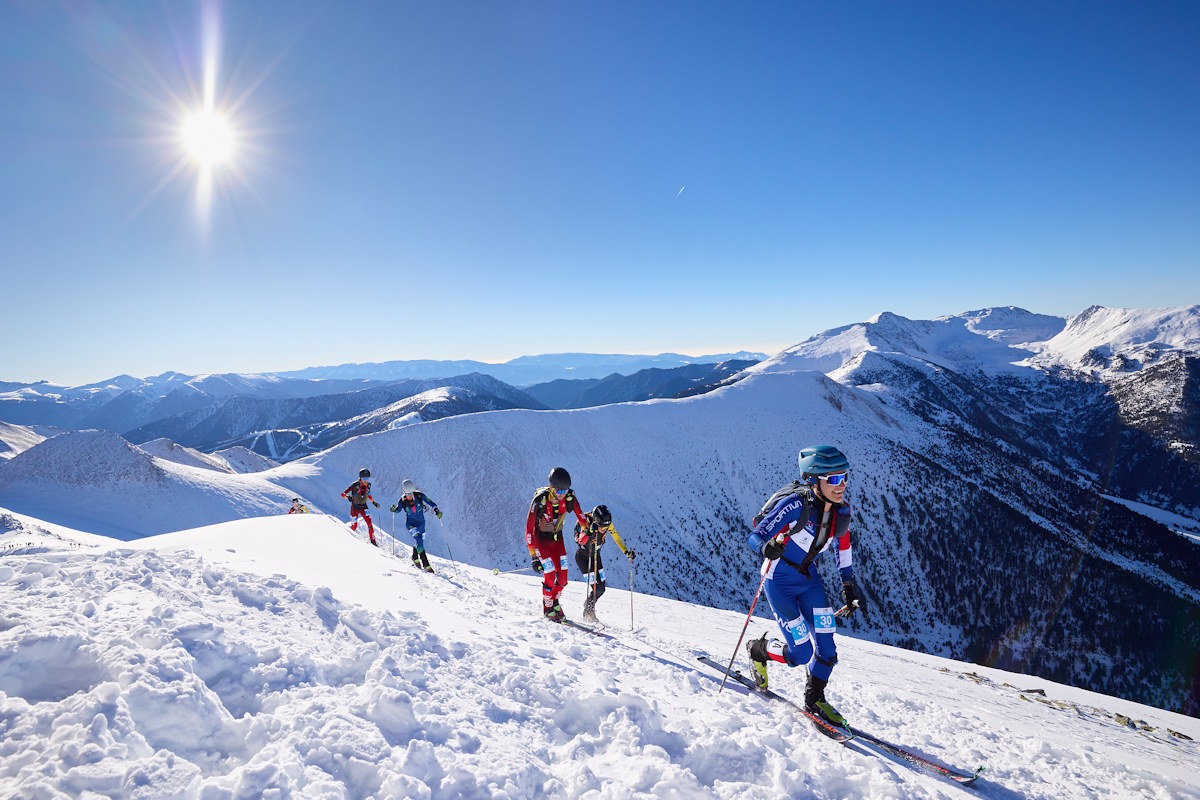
top-left (752, 481), bottom-right (809, 527)
top-left (753, 482), bottom-right (818, 575)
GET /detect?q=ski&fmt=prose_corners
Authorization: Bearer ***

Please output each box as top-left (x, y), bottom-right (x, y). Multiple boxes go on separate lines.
top-left (848, 727), bottom-right (984, 785)
top-left (696, 656), bottom-right (852, 742)
top-left (695, 656), bottom-right (984, 784)
top-left (560, 618), bottom-right (615, 639)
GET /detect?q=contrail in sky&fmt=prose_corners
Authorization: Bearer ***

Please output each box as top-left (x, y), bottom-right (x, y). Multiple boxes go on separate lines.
top-left (676, 185), bottom-right (685, 198)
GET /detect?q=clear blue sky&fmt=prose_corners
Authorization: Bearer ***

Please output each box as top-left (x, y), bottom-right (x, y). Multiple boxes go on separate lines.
top-left (2, 1), bottom-right (1198, 385)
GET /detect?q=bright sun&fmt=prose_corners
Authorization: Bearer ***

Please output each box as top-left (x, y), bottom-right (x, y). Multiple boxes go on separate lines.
top-left (182, 109), bottom-right (234, 166)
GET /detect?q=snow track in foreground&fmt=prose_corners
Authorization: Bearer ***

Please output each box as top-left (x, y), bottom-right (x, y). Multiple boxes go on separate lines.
top-left (1, 512), bottom-right (1197, 799)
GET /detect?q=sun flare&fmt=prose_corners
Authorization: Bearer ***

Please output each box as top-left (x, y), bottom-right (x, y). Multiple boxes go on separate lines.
top-left (182, 109), bottom-right (234, 167)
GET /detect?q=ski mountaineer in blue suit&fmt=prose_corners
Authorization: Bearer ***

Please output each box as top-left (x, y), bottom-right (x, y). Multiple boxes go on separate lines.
top-left (744, 445), bottom-right (869, 728)
top-left (390, 479), bottom-right (442, 573)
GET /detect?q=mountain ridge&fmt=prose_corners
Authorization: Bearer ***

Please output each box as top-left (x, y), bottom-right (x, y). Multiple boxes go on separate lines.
top-left (1, 305), bottom-right (1197, 715)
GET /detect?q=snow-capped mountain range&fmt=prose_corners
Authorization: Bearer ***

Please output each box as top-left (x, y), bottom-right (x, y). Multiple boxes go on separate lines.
top-left (0, 372), bottom-right (384, 431)
top-left (121, 373), bottom-right (546, 461)
top-left (3, 512), bottom-right (1196, 798)
top-left (524, 359), bottom-right (759, 409)
top-left (1, 305), bottom-right (1197, 720)
top-left (0, 351), bottom-right (765, 433)
top-left (271, 351), bottom-right (769, 385)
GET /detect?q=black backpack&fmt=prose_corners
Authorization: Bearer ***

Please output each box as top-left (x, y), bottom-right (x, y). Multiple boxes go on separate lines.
top-left (752, 481), bottom-right (828, 577)
top-left (752, 480), bottom-right (812, 529)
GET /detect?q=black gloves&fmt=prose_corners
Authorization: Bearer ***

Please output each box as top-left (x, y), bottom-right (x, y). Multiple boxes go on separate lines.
top-left (762, 537), bottom-right (785, 560)
top-left (372, 500), bottom-right (380, 509)
top-left (389, 504), bottom-right (397, 513)
top-left (842, 581), bottom-right (869, 619)
top-left (626, 549), bottom-right (636, 560)
top-left (531, 556), bottom-right (544, 575)
top-left (434, 508), bottom-right (443, 519)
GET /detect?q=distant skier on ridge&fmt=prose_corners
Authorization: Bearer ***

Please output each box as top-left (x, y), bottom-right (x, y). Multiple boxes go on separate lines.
top-left (390, 479), bottom-right (442, 573)
top-left (341, 468), bottom-right (380, 546)
top-left (288, 497), bottom-right (308, 514)
top-left (744, 445), bottom-right (868, 729)
top-left (574, 504), bottom-right (635, 623)
top-left (525, 467), bottom-right (588, 622)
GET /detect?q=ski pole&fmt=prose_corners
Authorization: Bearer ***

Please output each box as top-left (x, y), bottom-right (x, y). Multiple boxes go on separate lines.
top-left (590, 536), bottom-right (599, 618)
top-left (438, 517), bottom-right (459, 577)
top-left (391, 509), bottom-right (395, 557)
top-left (718, 533), bottom-right (783, 694)
top-left (628, 551), bottom-right (635, 631)
top-left (491, 566), bottom-right (535, 575)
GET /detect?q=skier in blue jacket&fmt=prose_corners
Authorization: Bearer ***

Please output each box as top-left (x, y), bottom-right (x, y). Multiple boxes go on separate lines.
top-left (745, 445), bottom-right (868, 728)
top-left (390, 479), bottom-right (442, 573)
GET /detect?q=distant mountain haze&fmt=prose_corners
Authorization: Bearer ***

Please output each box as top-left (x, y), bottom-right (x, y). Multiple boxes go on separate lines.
top-left (270, 351), bottom-right (768, 385)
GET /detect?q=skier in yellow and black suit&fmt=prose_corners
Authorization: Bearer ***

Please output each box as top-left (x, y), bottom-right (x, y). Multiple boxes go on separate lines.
top-left (573, 504), bottom-right (635, 623)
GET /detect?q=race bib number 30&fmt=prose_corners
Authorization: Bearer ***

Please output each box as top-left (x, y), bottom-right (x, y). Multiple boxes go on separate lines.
top-left (814, 607), bottom-right (836, 634)
top-left (785, 617), bottom-right (810, 645)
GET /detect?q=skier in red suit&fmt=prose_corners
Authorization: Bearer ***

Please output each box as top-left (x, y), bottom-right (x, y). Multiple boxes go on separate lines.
top-left (525, 467), bottom-right (587, 622)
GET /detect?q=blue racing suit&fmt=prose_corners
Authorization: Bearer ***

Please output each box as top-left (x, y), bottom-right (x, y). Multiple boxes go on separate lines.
top-left (395, 491), bottom-right (440, 564)
top-left (746, 485), bottom-right (854, 682)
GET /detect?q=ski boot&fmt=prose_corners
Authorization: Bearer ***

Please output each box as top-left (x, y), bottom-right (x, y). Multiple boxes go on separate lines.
top-left (551, 599), bottom-right (566, 622)
top-left (582, 595), bottom-right (598, 623)
top-left (804, 674), bottom-right (847, 728)
top-left (544, 602), bottom-right (562, 622)
top-left (746, 632), bottom-right (770, 690)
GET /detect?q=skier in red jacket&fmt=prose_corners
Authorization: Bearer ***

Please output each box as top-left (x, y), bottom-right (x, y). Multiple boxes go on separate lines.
top-left (525, 467), bottom-right (588, 621)
top-left (341, 468), bottom-right (380, 545)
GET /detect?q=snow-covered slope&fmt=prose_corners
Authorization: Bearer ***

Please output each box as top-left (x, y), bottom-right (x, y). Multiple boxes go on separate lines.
top-left (1, 513), bottom-right (1196, 799)
top-left (260, 338), bottom-right (1199, 717)
top-left (212, 445), bottom-right (279, 473)
top-left (1029, 304), bottom-right (1200, 375)
top-left (216, 382), bottom-right (543, 461)
top-left (136, 437), bottom-right (237, 473)
top-left (0, 431), bottom-right (297, 538)
top-left (0, 421), bottom-right (45, 460)
top-left (748, 305), bottom-right (1200, 381)
top-left (3, 318), bottom-right (1197, 717)
top-left (3, 306), bottom-right (1197, 718)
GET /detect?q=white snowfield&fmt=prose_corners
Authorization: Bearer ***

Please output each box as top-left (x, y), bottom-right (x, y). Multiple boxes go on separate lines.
top-left (0, 421), bottom-right (46, 460)
top-left (2, 512), bottom-right (1197, 799)
top-left (748, 305), bottom-right (1200, 381)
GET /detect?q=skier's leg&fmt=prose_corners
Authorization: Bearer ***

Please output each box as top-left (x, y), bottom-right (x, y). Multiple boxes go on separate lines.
top-left (574, 547), bottom-right (590, 578)
top-left (575, 547), bottom-right (594, 612)
top-left (747, 578), bottom-right (807, 690)
top-left (537, 549), bottom-right (557, 614)
top-left (548, 538), bottom-right (569, 618)
top-left (788, 577), bottom-right (844, 723)
top-left (763, 577), bottom-right (813, 668)
top-left (796, 578), bottom-right (837, 680)
top-left (593, 550), bottom-right (606, 601)
top-left (414, 526), bottom-right (431, 569)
